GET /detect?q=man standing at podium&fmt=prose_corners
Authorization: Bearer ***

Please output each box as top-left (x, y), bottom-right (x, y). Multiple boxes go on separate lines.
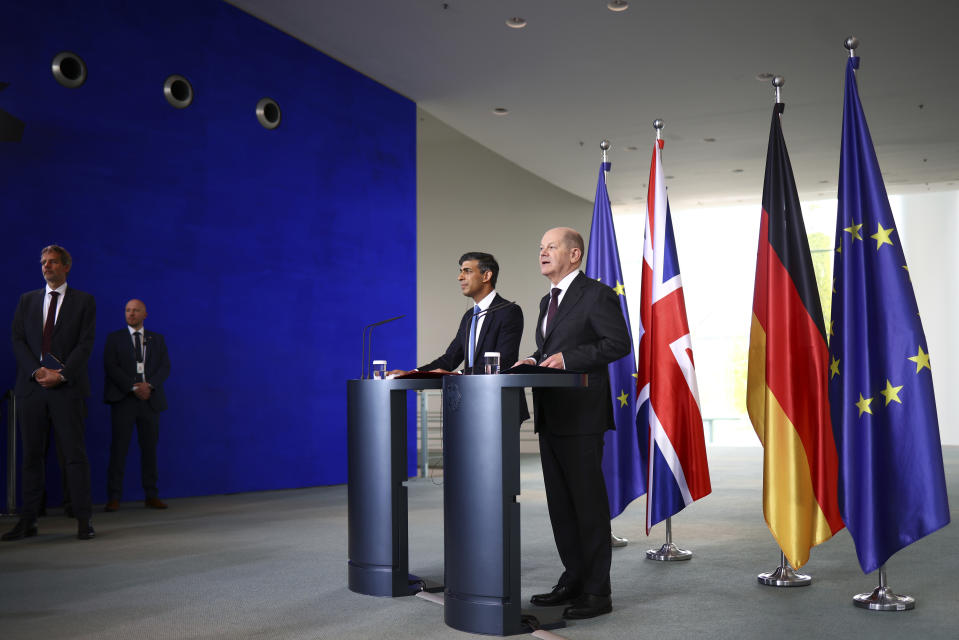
top-left (520, 227), bottom-right (630, 620)
top-left (393, 252), bottom-right (524, 375)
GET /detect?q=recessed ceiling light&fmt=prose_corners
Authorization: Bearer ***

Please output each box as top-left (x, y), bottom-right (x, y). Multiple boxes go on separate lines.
top-left (732, 168), bottom-right (744, 173)
top-left (492, 107), bottom-right (509, 115)
top-left (626, 145), bottom-right (638, 151)
top-left (607, 1), bottom-right (629, 12)
top-left (506, 17), bottom-right (527, 29)
top-left (703, 137), bottom-right (716, 143)
top-left (819, 179), bottom-right (829, 183)
top-left (666, 175), bottom-right (675, 179)
top-left (755, 72), bottom-right (775, 81)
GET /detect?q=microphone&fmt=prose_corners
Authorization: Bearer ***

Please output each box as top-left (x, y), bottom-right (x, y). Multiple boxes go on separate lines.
top-left (470, 299), bottom-right (517, 320)
top-left (361, 315), bottom-right (405, 379)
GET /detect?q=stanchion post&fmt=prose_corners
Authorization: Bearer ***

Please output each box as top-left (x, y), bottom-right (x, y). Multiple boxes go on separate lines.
top-left (419, 390), bottom-right (429, 478)
top-left (4, 390), bottom-right (17, 516)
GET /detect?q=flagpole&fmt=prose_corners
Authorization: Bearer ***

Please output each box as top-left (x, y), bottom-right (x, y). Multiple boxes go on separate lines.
top-left (754, 77), bottom-right (812, 587)
top-left (599, 137), bottom-right (631, 551)
top-left (839, 36), bottom-right (915, 611)
top-left (643, 118), bottom-right (693, 563)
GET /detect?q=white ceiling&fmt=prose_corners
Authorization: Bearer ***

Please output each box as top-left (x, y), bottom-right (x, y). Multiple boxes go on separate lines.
top-left (228, 0), bottom-right (959, 211)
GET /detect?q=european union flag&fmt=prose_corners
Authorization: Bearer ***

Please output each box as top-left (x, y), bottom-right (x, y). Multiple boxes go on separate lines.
top-left (829, 56), bottom-right (950, 574)
top-left (585, 161), bottom-right (646, 518)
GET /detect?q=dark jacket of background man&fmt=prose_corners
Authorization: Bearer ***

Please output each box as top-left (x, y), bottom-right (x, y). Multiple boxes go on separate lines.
top-left (8, 246), bottom-right (96, 538)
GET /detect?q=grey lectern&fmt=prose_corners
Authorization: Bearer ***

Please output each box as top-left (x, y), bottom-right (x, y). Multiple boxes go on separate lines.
top-left (347, 377), bottom-right (443, 597)
top-left (442, 372), bottom-right (586, 636)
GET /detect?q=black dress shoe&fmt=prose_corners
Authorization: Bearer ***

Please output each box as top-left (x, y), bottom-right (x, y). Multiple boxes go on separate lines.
top-left (2, 518), bottom-right (38, 541)
top-left (530, 584), bottom-right (581, 607)
top-left (563, 593), bottom-right (612, 620)
top-left (77, 520), bottom-right (95, 540)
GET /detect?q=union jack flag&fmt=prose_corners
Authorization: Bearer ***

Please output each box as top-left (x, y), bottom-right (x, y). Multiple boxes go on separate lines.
top-left (636, 138), bottom-right (711, 534)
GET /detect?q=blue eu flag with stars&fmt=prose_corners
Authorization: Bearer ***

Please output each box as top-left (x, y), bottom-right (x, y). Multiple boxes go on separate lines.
top-left (829, 56), bottom-right (950, 574)
top-left (585, 161), bottom-right (646, 518)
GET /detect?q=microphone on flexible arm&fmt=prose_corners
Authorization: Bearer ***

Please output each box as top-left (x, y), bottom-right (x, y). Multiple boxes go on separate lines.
top-left (361, 315), bottom-right (405, 379)
top-left (470, 299), bottom-right (517, 320)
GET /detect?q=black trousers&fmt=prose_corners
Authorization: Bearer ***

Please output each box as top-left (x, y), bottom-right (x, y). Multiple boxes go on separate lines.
top-left (538, 431), bottom-right (612, 596)
top-left (19, 389), bottom-right (92, 520)
top-left (107, 395), bottom-right (160, 501)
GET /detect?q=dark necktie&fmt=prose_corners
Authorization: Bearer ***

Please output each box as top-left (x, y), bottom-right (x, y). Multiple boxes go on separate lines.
top-left (134, 332), bottom-right (144, 382)
top-left (468, 305), bottom-right (480, 368)
top-left (544, 288), bottom-right (561, 334)
top-left (42, 291), bottom-right (60, 356)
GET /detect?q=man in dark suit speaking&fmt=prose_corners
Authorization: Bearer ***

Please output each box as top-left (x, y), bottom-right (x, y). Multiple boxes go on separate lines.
top-left (103, 299), bottom-right (171, 512)
top-left (392, 252), bottom-right (524, 376)
top-left (520, 227), bottom-right (630, 620)
top-left (4, 245), bottom-right (96, 541)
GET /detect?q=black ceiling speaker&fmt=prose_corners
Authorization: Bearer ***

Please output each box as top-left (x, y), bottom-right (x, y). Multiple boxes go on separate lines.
top-left (0, 82), bottom-right (26, 142)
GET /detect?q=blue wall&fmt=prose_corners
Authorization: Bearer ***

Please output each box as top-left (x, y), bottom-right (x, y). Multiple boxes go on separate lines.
top-left (0, 1), bottom-right (417, 505)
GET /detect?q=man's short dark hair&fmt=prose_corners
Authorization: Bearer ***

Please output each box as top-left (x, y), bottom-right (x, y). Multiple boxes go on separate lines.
top-left (41, 244), bottom-right (72, 268)
top-left (459, 252), bottom-right (499, 288)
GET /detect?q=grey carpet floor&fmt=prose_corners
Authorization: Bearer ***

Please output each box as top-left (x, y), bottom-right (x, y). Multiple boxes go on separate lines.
top-left (1, 446), bottom-right (956, 640)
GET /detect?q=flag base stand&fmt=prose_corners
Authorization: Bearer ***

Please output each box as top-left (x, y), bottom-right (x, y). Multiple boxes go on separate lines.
top-left (611, 532), bottom-right (629, 548)
top-left (645, 517), bottom-right (692, 561)
top-left (758, 551), bottom-right (811, 587)
top-left (646, 542), bottom-right (692, 561)
top-left (853, 565), bottom-right (914, 611)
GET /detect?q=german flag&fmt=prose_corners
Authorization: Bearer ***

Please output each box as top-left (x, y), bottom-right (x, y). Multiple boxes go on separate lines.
top-left (747, 103), bottom-right (845, 569)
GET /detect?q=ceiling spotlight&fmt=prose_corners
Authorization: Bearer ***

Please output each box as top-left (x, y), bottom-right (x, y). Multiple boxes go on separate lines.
top-left (607, 1), bottom-right (629, 12)
top-left (626, 145), bottom-right (638, 151)
top-left (755, 72), bottom-right (775, 81)
top-left (506, 17), bottom-right (527, 28)
top-left (703, 137), bottom-right (716, 143)
top-left (732, 168), bottom-right (744, 173)
top-left (492, 107), bottom-right (509, 115)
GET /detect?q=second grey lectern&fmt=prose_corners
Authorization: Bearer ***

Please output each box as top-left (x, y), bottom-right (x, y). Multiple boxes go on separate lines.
top-left (442, 372), bottom-right (586, 636)
top-left (347, 377), bottom-right (442, 597)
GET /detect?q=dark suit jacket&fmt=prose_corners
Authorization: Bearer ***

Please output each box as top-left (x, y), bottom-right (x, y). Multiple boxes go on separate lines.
top-left (419, 293), bottom-right (524, 375)
top-left (11, 286), bottom-right (96, 399)
top-left (531, 272), bottom-right (631, 435)
top-left (103, 328), bottom-right (170, 413)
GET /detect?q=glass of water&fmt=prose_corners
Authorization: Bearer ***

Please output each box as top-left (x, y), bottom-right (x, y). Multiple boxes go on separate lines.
top-left (371, 360), bottom-right (387, 379)
top-left (483, 352), bottom-right (500, 375)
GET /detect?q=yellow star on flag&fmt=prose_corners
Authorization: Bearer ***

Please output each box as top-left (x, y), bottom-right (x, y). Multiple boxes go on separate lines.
top-left (829, 357), bottom-right (840, 379)
top-left (855, 393), bottom-right (873, 417)
top-left (613, 281), bottom-right (625, 296)
top-left (844, 223), bottom-right (864, 242)
top-left (616, 389), bottom-right (629, 408)
top-left (870, 223), bottom-right (895, 250)
top-left (836, 238), bottom-right (842, 254)
top-left (828, 319), bottom-right (834, 337)
top-left (879, 379), bottom-right (903, 406)
top-left (908, 346), bottom-right (931, 373)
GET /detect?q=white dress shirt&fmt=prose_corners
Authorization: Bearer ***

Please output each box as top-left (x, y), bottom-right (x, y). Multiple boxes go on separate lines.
top-left (541, 270), bottom-right (579, 336)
